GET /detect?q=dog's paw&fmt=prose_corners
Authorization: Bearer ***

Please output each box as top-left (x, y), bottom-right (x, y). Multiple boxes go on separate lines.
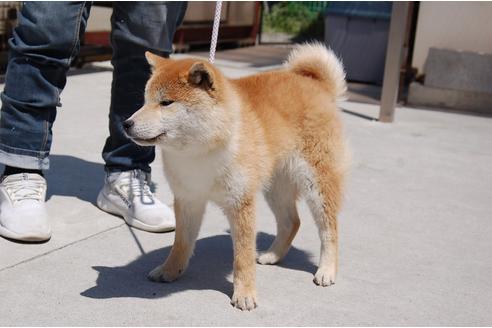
top-left (147, 264), bottom-right (181, 283)
top-left (313, 267), bottom-right (336, 287)
top-left (256, 251), bottom-right (280, 265)
top-left (231, 290), bottom-right (258, 311)
top-left (147, 265), bottom-right (169, 282)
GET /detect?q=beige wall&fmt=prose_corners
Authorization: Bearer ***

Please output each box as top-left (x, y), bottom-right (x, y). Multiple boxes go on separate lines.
top-left (412, 2), bottom-right (492, 73)
top-left (86, 6), bottom-right (111, 32)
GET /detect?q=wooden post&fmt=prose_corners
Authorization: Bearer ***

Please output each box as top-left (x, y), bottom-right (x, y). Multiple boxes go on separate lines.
top-left (379, 2), bottom-right (409, 123)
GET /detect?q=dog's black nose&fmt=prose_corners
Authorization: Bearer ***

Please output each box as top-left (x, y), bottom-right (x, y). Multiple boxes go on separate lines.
top-left (123, 119), bottom-right (134, 131)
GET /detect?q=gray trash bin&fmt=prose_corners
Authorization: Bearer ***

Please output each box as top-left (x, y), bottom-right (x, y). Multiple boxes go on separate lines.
top-left (324, 2), bottom-right (392, 85)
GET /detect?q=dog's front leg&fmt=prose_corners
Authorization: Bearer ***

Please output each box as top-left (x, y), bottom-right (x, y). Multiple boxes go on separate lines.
top-left (225, 197), bottom-right (257, 311)
top-left (148, 198), bottom-right (206, 282)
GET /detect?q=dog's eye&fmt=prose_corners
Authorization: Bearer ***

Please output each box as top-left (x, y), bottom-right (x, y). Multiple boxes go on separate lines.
top-left (160, 100), bottom-right (174, 107)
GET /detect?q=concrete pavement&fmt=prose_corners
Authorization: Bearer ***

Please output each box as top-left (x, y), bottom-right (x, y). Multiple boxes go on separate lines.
top-left (0, 50), bottom-right (491, 326)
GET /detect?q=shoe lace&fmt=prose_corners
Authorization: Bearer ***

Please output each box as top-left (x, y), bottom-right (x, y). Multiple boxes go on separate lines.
top-left (118, 170), bottom-right (155, 205)
top-left (4, 174), bottom-right (45, 203)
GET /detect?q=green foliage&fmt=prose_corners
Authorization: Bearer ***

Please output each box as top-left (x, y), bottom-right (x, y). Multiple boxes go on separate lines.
top-left (263, 2), bottom-right (321, 35)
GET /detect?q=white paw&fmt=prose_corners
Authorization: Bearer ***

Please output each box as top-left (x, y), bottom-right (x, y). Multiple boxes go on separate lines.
top-left (147, 264), bottom-right (179, 283)
top-left (313, 267), bottom-right (336, 287)
top-left (256, 252), bottom-right (281, 265)
top-left (231, 291), bottom-right (258, 311)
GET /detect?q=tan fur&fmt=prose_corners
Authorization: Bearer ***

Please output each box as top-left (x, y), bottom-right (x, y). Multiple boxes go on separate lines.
top-left (127, 44), bottom-right (349, 311)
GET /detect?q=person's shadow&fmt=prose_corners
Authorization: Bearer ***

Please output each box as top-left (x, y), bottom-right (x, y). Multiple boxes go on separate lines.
top-left (81, 232), bottom-right (317, 300)
top-left (0, 154), bottom-right (105, 204)
top-left (45, 154), bottom-right (106, 204)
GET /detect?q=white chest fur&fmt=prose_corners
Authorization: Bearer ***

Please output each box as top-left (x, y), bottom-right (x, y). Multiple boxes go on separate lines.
top-left (161, 148), bottom-right (246, 206)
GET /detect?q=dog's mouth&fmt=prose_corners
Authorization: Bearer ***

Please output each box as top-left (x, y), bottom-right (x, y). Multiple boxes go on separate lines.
top-left (130, 132), bottom-right (167, 145)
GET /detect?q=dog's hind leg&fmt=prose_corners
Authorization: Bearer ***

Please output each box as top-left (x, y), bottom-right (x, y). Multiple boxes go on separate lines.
top-left (148, 197), bottom-right (206, 283)
top-left (257, 170), bottom-right (300, 265)
top-left (303, 165), bottom-right (343, 287)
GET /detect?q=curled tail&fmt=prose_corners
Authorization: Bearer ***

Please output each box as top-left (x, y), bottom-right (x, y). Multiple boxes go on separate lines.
top-left (286, 43), bottom-right (347, 101)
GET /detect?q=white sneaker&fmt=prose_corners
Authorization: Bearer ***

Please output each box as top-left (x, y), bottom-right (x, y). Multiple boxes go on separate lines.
top-left (97, 170), bottom-right (175, 233)
top-left (0, 173), bottom-right (51, 242)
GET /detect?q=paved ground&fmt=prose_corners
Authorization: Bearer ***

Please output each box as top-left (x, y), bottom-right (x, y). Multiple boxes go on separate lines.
top-left (1, 49), bottom-right (492, 326)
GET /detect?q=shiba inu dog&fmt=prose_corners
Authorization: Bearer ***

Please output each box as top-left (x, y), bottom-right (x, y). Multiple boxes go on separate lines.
top-left (124, 43), bottom-right (349, 311)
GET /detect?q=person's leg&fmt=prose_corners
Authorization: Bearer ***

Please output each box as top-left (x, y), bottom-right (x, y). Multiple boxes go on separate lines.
top-left (0, 1), bottom-right (91, 170)
top-left (102, 1), bottom-right (187, 172)
top-left (96, 2), bottom-right (186, 233)
top-left (0, 2), bottom-right (91, 242)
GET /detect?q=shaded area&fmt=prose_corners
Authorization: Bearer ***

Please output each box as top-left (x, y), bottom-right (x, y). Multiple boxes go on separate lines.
top-left (0, 154), bottom-right (105, 205)
top-left (346, 82), bottom-right (382, 104)
top-left (81, 232), bottom-right (316, 300)
top-left (2, 154), bottom-right (162, 206)
top-left (46, 155), bottom-right (105, 204)
top-left (193, 45), bottom-right (293, 68)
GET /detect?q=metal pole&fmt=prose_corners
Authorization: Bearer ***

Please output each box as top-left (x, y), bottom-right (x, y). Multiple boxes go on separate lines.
top-left (379, 1), bottom-right (409, 123)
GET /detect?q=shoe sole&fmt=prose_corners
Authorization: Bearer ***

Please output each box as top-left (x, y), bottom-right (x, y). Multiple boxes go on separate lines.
top-left (96, 191), bottom-right (175, 233)
top-left (0, 225), bottom-right (51, 242)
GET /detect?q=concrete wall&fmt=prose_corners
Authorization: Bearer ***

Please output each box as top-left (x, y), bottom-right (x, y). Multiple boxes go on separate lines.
top-left (412, 2), bottom-right (492, 73)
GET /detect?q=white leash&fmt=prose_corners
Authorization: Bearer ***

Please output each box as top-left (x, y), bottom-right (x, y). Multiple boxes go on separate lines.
top-left (209, 1), bottom-right (222, 64)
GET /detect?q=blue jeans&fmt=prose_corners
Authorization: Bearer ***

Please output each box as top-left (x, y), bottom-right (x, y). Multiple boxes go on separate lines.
top-left (0, 1), bottom-right (187, 172)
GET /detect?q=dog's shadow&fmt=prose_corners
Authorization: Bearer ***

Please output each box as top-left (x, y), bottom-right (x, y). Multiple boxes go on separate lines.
top-left (81, 232), bottom-right (317, 300)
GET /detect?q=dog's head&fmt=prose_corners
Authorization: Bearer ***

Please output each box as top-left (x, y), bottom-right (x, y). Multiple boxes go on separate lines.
top-left (124, 52), bottom-right (236, 153)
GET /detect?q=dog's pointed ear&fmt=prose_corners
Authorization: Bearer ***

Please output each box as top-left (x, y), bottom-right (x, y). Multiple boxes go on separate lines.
top-left (145, 51), bottom-right (165, 69)
top-left (188, 62), bottom-right (214, 90)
